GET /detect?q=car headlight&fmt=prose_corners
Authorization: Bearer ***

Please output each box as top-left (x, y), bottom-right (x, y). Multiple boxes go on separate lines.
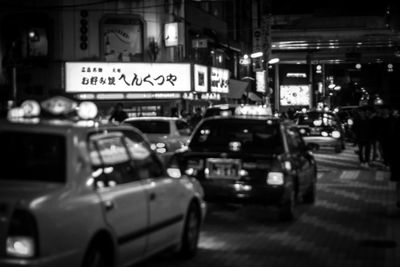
top-left (321, 131), bottom-right (328, 137)
top-left (267, 172), bottom-right (284, 185)
top-left (7, 236), bottom-right (35, 258)
top-left (331, 130), bottom-right (341, 138)
top-left (151, 142), bottom-right (168, 153)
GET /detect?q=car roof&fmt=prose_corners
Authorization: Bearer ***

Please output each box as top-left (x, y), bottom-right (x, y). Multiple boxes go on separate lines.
top-left (0, 118), bottom-right (137, 135)
top-left (124, 116), bottom-right (180, 122)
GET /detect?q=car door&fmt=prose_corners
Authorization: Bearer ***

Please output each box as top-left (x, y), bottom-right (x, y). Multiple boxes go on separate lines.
top-left (122, 130), bottom-right (186, 256)
top-left (88, 132), bottom-right (148, 266)
top-left (285, 127), bottom-right (314, 193)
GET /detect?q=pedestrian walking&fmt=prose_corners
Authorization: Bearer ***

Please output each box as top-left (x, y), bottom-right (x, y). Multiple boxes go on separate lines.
top-left (109, 102), bottom-right (128, 123)
top-left (353, 107), bottom-right (373, 168)
top-left (190, 107), bottom-right (203, 128)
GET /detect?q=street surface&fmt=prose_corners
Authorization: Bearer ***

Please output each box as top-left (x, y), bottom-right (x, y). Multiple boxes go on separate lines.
top-left (140, 144), bottom-right (400, 267)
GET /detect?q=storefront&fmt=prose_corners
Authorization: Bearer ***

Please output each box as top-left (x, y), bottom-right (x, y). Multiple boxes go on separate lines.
top-left (65, 62), bottom-right (230, 118)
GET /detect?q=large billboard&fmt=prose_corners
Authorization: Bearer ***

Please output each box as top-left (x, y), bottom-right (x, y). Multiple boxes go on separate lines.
top-left (280, 85), bottom-right (311, 106)
top-left (65, 62), bottom-right (191, 93)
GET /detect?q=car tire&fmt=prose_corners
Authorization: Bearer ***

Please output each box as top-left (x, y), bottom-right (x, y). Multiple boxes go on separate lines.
top-left (178, 202), bottom-right (201, 259)
top-left (82, 243), bottom-right (110, 267)
top-left (278, 189), bottom-right (296, 221)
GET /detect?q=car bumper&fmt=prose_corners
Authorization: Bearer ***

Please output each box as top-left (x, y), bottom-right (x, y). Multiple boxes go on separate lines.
top-left (201, 181), bottom-right (289, 206)
top-left (0, 250), bottom-right (81, 267)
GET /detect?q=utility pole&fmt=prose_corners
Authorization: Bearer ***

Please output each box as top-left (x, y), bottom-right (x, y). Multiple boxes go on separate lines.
top-left (261, 0), bottom-right (272, 107)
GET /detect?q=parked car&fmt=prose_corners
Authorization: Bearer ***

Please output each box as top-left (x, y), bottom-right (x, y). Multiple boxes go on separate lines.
top-left (174, 107), bottom-right (317, 221)
top-left (0, 96), bottom-right (206, 267)
top-left (123, 117), bottom-right (192, 162)
top-left (295, 110), bottom-right (346, 153)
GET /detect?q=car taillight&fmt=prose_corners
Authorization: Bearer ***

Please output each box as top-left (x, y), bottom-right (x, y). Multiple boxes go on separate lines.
top-left (331, 130), bottom-right (341, 138)
top-left (267, 172), bottom-right (284, 185)
top-left (184, 159), bottom-right (204, 176)
top-left (6, 210), bottom-right (38, 258)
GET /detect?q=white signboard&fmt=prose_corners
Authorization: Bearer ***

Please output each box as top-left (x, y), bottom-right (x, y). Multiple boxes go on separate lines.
top-left (65, 62), bottom-right (191, 93)
top-left (210, 67), bottom-right (229, 94)
top-left (194, 64), bottom-right (208, 93)
top-left (280, 85), bottom-right (311, 106)
top-left (164, 22), bottom-right (184, 47)
top-left (256, 71), bottom-right (266, 93)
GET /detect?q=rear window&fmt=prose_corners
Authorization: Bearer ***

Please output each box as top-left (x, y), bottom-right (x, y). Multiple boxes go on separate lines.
top-left (297, 112), bottom-right (338, 127)
top-left (203, 107), bottom-right (235, 118)
top-left (0, 131), bottom-right (66, 183)
top-left (125, 120), bottom-right (170, 134)
top-left (190, 119), bottom-right (283, 154)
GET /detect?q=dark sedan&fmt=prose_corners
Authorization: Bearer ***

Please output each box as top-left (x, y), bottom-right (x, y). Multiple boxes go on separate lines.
top-left (174, 115), bottom-right (317, 221)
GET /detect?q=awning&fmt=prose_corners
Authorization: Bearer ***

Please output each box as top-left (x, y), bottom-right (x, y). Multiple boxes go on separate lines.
top-left (228, 79), bottom-right (249, 99)
top-left (248, 92), bottom-right (263, 102)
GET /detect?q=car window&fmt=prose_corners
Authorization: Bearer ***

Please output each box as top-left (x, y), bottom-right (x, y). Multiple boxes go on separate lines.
top-left (122, 130), bottom-right (165, 179)
top-left (0, 131), bottom-right (66, 183)
top-left (298, 112), bottom-right (338, 127)
top-left (176, 119), bottom-right (191, 135)
top-left (190, 119), bottom-right (284, 154)
top-left (124, 120), bottom-right (170, 134)
top-left (89, 133), bottom-right (137, 186)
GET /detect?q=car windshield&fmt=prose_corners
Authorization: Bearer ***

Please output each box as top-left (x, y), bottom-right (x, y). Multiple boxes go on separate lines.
top-left (125, 120), bottom-right (170, 134)
top-left (190, 119), bottom-right (284, 154)
top-left (297, 112), bottom-right (338, 127)
top-left (0, 131), bottom-right (66, 183)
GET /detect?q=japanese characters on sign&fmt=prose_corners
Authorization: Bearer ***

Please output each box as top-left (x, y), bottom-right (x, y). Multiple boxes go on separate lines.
top-left (65, 62), bottom-right (191, 93)
top-left (210, 67), bottom-right (229, 94)
top-left (194, 64), bottom-right (208, 93)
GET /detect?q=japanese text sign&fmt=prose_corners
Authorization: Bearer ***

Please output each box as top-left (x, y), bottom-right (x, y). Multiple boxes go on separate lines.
top-left (65, 62), bottom-right (191, 93)
top-left (194, 64), bottom-right (208, 93)
top-left (210, 67), bottom-right (229, 94)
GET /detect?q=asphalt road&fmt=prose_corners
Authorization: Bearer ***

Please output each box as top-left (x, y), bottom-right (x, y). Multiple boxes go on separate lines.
top-left (139, 145), bottom-right (400, 267)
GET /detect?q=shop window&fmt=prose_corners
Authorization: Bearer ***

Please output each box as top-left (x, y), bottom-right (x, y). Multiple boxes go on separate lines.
top-left (100, 15), bottom-right (144, 62)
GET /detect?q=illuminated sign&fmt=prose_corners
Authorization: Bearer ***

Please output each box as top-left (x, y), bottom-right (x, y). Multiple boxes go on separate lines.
top-left (194, 64), bottom-right (208, 93)
top-left (210, 67), bottom-right (229, 94)
top-left (256, 71), bottom-right (266, 93)
top-left (286, 73), bottom-right (307, 78)
top-left (280, 85), bottom-right (311, 106)
top-left (164, 22), bottom-right (184, 47)
top-left (65, 62), bottom-right (191, 93)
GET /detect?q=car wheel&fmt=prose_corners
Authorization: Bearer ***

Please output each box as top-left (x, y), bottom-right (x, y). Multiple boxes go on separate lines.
top-left (303, 180), bottom-right (316, 204)
top-left (82, 244), bottom-right (109, 267)
top-left (178, 202), bottom-right (201, 259)
top-left (278, 189), bottom-right (296, 221)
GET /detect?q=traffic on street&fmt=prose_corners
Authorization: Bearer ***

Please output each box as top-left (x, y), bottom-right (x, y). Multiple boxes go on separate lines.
top-left (141, 145), bottom-right (400, 267)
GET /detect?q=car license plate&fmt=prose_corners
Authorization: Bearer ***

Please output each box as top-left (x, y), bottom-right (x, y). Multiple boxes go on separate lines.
top-left (206, 158), bottom-right (241, 179)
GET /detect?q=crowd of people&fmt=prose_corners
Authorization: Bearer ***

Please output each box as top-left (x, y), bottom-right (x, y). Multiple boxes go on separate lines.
top-left (351, 105), bottom-right (400, 208)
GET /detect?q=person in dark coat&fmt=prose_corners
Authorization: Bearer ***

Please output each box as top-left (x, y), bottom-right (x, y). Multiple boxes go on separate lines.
top-left (190, 107), bottom-right (203, 128)
top-left (352, 107), bottom-right (373, 168)
top-left (388, 109), bottom-right (400, 208)
top-left (109, 102), bottom-right (128, 123)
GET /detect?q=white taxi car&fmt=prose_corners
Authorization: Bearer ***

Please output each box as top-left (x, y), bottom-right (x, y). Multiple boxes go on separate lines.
top-left (123, 117), bottom-right (191, 162)
top-left (0, 96), bottom-right (206, 267)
